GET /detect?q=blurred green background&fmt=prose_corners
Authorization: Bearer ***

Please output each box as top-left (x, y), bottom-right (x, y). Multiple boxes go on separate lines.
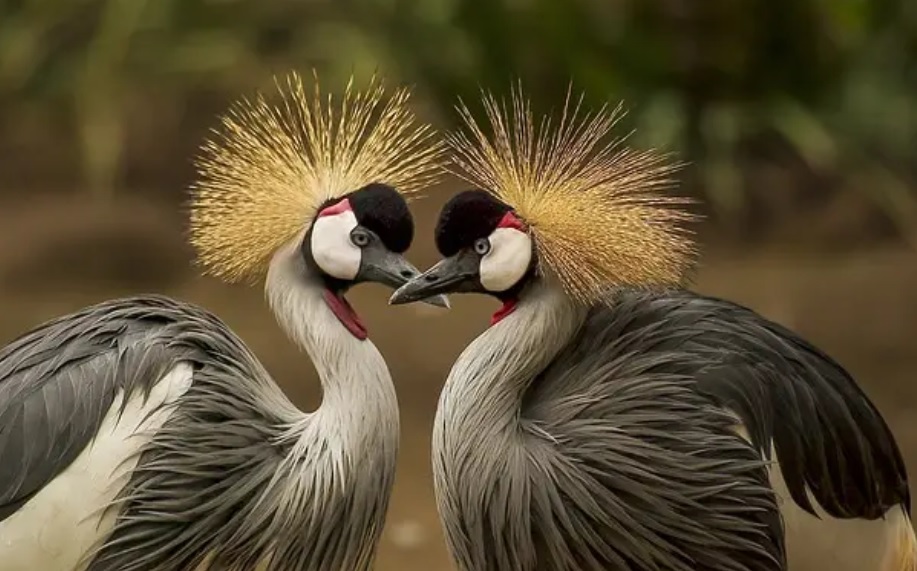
top-left (0, 1), bottom-right (915, 569)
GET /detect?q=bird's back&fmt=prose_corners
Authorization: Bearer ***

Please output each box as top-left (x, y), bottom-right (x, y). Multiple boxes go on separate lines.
top-left (522, 287), bottom-right (910, 570)
top-left (0, 295), bottom-right (296, 571)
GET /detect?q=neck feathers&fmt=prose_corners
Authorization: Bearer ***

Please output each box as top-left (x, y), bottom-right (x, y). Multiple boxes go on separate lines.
top-left (259, 241), bottom-right (399, 570)
top-left (265, 241), bottom-right (398, 420)
top-left (440, 282), bottom-right (583, 427)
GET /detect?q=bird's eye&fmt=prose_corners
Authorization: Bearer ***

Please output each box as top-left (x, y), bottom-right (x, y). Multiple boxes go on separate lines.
top-left (473, 238), bottom-right (491, 256)
top-left (351, 229), bottom-right (370, 247)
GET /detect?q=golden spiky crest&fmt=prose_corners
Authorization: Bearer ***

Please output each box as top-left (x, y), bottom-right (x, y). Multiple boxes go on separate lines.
top-left (189, 72), bottom-right (445, 283)
top-left (446, 85), bottom-right (698, 303)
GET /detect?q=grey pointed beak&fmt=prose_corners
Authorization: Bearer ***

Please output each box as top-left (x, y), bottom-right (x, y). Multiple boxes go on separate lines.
top-left (389, 251), bottom-right (481, 306)
top-left (357, 245), bottom-right (450, 309)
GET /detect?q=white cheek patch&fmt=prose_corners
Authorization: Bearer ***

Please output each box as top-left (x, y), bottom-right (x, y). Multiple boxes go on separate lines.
top-left (479, 228), bottom-right (532, 292)
top-left (310, 210), bottom-right (361, 280)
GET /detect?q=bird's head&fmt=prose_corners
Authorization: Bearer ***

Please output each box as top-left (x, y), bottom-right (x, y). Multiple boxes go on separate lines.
top-left (188, 72), bottom-right (447, 339)
top-left (389, 189), bottom-right (535, 306)
top-left (391, 86), bottom-right (698, 324)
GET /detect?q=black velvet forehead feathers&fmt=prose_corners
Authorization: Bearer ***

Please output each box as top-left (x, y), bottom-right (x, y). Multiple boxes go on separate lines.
top-left (346, 183), bottom-right (414, 253)
top-left (435, 189), bottom-right (513, 256)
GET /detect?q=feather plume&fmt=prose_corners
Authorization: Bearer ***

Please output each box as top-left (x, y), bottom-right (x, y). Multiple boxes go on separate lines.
top-left (446, 85), bottom-right (697, 302)
top-left (189, 71), bottom-right (445, 283)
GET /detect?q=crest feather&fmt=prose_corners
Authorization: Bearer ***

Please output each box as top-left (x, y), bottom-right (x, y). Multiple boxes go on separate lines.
top-left (446, 86), bottom-right (698, 302)
top-left (189, 72), bottom-right (445, 283)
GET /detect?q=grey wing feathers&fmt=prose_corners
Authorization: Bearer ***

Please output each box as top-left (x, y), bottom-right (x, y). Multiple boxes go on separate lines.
top-left (539, 287), bottom-right (909, 525)
top-left (0, 295), bottom-right (248, 523)
top-left (82, 300), bottom-right (303, 571)
top-left (0, 295), bottom-right (334, 571)
top-left (666, 291), bottom-right (910, 519)
top-left (522, 297), bottom-right (785, 571)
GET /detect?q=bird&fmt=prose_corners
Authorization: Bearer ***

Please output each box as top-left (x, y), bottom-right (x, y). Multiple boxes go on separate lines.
top-left (0, 72), bottom-right (447, 571)
top-left (390, 87), bottom-right (915, 571)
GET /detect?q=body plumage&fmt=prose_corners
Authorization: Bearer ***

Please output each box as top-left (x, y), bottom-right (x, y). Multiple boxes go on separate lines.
top-left (0, 293), bottom-right (397, 570)
top-left (433, 283), bottom-right (910, 570)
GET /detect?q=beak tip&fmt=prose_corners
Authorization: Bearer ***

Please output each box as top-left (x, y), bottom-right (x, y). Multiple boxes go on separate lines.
top-left (388, 289), bottom-right (409, 306)
top-left (387, 287), bottom-right (449, 309)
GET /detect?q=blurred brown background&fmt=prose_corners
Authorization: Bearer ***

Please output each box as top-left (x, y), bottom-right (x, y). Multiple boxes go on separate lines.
top-left (1, 0), bottom-right (916, 568)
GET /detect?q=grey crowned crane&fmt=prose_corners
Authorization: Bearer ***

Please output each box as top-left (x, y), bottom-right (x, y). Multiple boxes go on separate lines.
top-left (0, 73), bottom-right (446, 571)
top-left (390, 88), bottom-right (915, 571)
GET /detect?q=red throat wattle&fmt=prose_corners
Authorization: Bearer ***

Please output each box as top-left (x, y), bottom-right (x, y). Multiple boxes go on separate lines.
top-left (491, 299), bottom-right (518, 325)
top-left (323, 290), bottom-right (368, 340)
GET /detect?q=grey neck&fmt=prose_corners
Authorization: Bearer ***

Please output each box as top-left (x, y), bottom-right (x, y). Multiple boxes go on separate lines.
top-left (435, 280), bottom-right (585, 441)
top-left (263, 239), bottom-right (399, 522)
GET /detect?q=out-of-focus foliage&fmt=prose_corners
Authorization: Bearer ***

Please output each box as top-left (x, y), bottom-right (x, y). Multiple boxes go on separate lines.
top-left (366, 0), bottom-right (917, 241)
top-left (0, 0), bottom-right (914, 243)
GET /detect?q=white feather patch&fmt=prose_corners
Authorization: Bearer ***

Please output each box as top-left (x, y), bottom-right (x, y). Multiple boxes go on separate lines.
top-left (480, 228), bottom-right (532, 292)
top-left (310, 210), bottom-right (360, 281)
top-left (0, 363), bottom-right (194, 571)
